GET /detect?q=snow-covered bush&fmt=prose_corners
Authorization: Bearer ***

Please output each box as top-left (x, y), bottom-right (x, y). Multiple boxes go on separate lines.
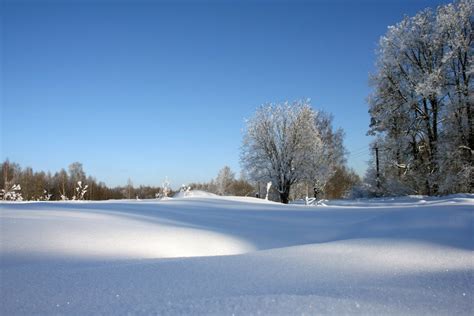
top-left (41, 190), bottom-right (52, 201)
top-left (72, 181), bottom-right (88, 200)
top-left (180, 184), bottom-right (191, 196)
top-left (0, 184), bottom-right (23, 201)
top-left (162, 177), bottom-right (171, 198)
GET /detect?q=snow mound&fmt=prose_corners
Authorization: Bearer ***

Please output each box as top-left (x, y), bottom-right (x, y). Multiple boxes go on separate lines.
top-left (292, 193), bottom-right (474, 207)
top-left (173, 189), bottom-right (217, 198)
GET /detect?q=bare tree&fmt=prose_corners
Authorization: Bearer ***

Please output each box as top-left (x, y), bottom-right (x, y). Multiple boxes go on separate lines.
top-left (126, 178), bottom-right (133, 199)
top-left (56, 169), bottom-right (69, 200)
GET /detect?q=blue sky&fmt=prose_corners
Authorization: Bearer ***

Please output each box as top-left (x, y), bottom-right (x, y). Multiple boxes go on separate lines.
top-left (1, 0), bottom-right (450, 188)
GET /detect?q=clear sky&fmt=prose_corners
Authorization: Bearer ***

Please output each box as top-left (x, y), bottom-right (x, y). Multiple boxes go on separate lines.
top-left (1, 0), bottom-right (450, 188)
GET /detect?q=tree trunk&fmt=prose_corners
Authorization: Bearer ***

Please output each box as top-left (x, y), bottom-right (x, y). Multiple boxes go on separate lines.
top-left (429, 98), bottom-right (439, 195)
top-left (279, 183), bottom-right (291, 204)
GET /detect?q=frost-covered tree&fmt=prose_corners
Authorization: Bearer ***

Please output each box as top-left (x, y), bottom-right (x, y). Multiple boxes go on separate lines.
top-left (368, 0), bottom-right (473, 195)
top-left (241, 100), bottom-right (345, 203)
top-left (436, 0), bottom-right (474, 193)
top-left (216, 166), bottom-right (235, 195)
top-left (308, 111), bottom-right (347, 193)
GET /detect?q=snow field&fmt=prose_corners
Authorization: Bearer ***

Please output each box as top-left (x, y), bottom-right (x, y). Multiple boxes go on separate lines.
top-left (1, 193), bottom-right (473, 315)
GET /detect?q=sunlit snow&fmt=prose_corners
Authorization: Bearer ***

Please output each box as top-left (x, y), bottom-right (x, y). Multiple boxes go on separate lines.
top-left (1, 193), bottom-right (473, 315)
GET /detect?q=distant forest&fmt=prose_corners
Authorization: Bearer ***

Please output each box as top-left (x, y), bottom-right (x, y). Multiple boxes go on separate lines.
top-left (0, 160), bottom-right (361, 202)
top-left (0, 160), bottom-right (260, 201)
top-left (0, 160), bottom-right (169, 201)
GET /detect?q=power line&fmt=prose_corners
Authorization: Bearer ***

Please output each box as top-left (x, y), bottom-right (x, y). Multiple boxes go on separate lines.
top-left (349, 145), bottom-right (370, 154)
top-left (349, 148), bottom-right (371, 157)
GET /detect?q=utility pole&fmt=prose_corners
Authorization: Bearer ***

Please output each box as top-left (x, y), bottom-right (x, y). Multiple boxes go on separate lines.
top-left (374, 145), bottom-right (380, 190)
top-left (3, 162), bottom-right (8, 190)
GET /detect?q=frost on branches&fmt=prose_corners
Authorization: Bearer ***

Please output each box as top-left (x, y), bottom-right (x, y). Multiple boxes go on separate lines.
top-left (0, 184), bottom-right (23, 201)
top-left (72, 181), bottom-right (88, 201)
top-left (41, 190), bottom-right (52, 201)
top-left (180, 184), bottom-right (191, 197)
top-left (241, 100), bottom-right (346, 203)
top-left (368, 0), bottom-right (473, 195)
top-left (162, 177), bottom-right (171, 198)
top-left (216, 166), bottom-right (235, 196)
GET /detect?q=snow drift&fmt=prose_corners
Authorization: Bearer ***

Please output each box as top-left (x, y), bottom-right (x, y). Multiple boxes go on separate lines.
top-left (172, 189), bottom-right (217, 199)
top-left (1, 194), bottom-right (473, 315)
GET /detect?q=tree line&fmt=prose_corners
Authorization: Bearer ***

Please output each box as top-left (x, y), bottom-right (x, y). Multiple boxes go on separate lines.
top-left (191, 163), bottom-right (360, 202)
top-left (188, 166), bottom-right (255, 197)
top-left (0, 160), bottom-right (172, 201)
top-left (0, 160), bottom-right (261, 201)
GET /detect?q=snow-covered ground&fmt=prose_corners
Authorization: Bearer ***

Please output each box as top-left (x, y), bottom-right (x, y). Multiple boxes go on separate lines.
top-left (1, 193), bottom-right (473, 315)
